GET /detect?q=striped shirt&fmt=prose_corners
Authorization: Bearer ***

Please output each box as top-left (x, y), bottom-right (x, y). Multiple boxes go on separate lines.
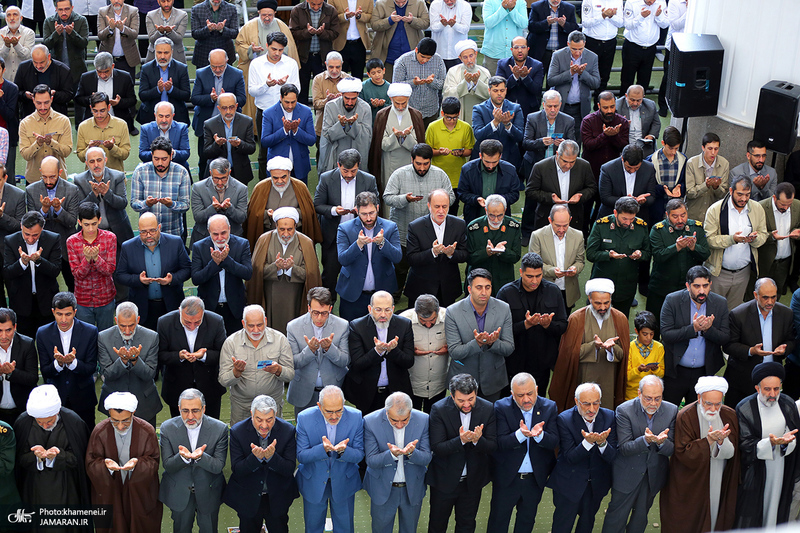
top-left (392, 51), bottom-right (447, 119)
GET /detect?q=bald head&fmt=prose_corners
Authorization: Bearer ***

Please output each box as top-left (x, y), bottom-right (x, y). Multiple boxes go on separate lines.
top-left (625, 85), bottom-right (644, 111)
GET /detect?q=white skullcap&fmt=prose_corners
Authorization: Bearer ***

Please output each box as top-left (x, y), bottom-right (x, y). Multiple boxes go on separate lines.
top-left (272, 206), bottom-right (299, 224)
top-left (26, 385), bottom-right (61, 418)
top-left (337, 77), bottom-right (363, 94)
top-left (585, 278), bottom-right (615, 296)
top-left (387, 83), bottom-right (413, 98)
top-left (267, 156), bottom-right (293, 172)
top-left (104, 391), bottom-right (139, 413)
top-left (695, 376), bottom-right (729, 395)
top-left (454, 39), bottom-right (478, 57)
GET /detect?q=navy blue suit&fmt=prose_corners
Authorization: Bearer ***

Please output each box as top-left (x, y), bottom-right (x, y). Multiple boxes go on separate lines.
top-left (137, 59), bottom-right (191, 125)
top-left (526, 0), bottom-right (578, 62)
top-left (488, 394), bottom-right (559, 532)
top-left (190, 65), bottom-right (247, 136)
top-left (457, 159), bottom-right (521, 225)
top-left (260, 100), bottom-right (315, 183)
top-left (115, 234), bottom-right (192, 325)
top-left (0, 79), bottom-right (19, 147)
top-left (139, 120), bottom-right (191, 174)
top-left (36, 319), bottom-right (99, 422)
top-left (548, 406), bottom-right (617, 533)
top-left (472, 99), bottom-right (525, 171)
top-left (495, 56), bottom-right (544, 120)
top-left (223, 416), bottom-right (299, 531)
top-left (335, 216), bottom-right (402, 303)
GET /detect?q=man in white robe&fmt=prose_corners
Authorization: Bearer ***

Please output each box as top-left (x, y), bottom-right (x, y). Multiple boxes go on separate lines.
top-left (442, 39), bottom-right (490, 126)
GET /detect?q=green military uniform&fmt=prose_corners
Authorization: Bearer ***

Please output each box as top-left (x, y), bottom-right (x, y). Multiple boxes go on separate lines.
top-left (466, 215), bottom-right (522, 295)
top-left (646, 218), bottom-right (710, 327)
top-left (0, 420), bottom-right (21, 506)
top-left (586, 215), bottom-right (651, 319)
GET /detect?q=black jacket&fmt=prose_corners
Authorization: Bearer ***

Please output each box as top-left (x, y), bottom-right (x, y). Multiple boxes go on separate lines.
top-left (3, 230), bottom-right (61, 317)
top-left (74, 69), bottom-right (137, 124)
top-left (14, 59), bottom-right (74, 118)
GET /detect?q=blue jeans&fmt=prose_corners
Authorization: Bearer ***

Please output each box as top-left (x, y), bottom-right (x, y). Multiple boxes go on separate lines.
top-left (76, 301), bottom-right (115, 332)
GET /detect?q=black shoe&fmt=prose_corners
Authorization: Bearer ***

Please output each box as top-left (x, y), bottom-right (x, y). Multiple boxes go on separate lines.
top-left (632, 298), bottom-right (639, 307)
top-left (658, 108), bottom-right (668, 118)
top-left (129, 128), bottom-right (139, 136)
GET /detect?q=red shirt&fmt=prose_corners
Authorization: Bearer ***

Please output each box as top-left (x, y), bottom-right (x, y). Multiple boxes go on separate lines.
top-left (66, 228), bottom-right (117, 307)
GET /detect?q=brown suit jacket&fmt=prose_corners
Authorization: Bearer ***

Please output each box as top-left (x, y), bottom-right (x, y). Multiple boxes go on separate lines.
top-left (289, 1), bottom-right (341, 64)
top-left (758, 196), bottom-right (800, 276)
top-left (331, 0), bottom-right (373, 50)
top-left (97, 5), bottom-right (142, 67)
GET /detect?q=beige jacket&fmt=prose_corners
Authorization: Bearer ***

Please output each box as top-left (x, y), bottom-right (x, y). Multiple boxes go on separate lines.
top-left (399, 307), bottom-right (449, 398)
top-left (97, 5), bottom-right (142, 68)
top-left (330, 0), bottom-right (373, 51)
top-left (685, 153), bottom-right (730, 223)
top-left (370, 0), bottom-right (430, 62)
top-left (703, 196), bottom-right (768, 277)
top-left (529, 225), bottom-right (585, 307)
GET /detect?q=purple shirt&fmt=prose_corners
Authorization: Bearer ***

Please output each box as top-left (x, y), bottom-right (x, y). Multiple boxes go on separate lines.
top-left (470, 299), bottom-right (487, 332)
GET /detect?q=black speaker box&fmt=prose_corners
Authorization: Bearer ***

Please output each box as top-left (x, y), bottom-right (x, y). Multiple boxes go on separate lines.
top-left (666, 34), bottom-right (724, 118)
top-left (753, 81), bottom-right (800, 154)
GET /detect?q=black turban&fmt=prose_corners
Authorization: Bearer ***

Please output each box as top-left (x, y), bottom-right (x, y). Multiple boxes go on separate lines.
top-left (257, 0), bottom-right (278, 11)
top-left (751, 361), bottom-right (786, 387)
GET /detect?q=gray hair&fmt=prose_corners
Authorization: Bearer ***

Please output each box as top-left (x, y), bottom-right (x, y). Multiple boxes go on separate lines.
top-left (242, 304), bottom-right (266, 322)
top-left (208, 157), bottom-right (230, 175)
top-left (85, 146), bottom-right (106, 160)
top-left (318, 385), bottom-right (344, 404)
top-left (542, 89), bottom-right (561, 104)
top-left (567, 30), bottom-right (586, 44)
top-left (180, 296), bottom-right (205, 316)
top-left (208, 48), bottom-right (228, 62)
top-left (557, 139), bottom-right (580, 158)
top-left (94, 52), bottom-right (114, 71)
top-left (550, 204), bottom-right (571, 219)
top-left (4, 6), bottom-right (20, 15)
top-left (485, 194), bottom-right (507, 211)
top-left (250, 394), bottom-right (277, 415)
top-left (115, 301), bottom-right (138, 320)
top-left (414, 294), bottom-right (439, 319)
top-left (385, 392), bottom-right (413, 415)
top-left (370, 290), bottom-right (394, 307)
top-left (207, 213), bottom-right (231, 232)
top-left (179, 388), bottom-right (206, 408)
top-left (638, 375), bottom-right (664, 393)
top-left (326, 51), bottom-right (343, 63)
top-left (511, 372), bottom-right (536, 390)
top-left (755, 277), bottom-right (777, 293)
top-left (154, 101), bottom-right (175, 115)
top-left (338, 149), bottom-right (361, 169)
top-left (154, 36), bottom-right (174, 49)
top-left (575, 382), bottom-right (602, 400)
top-left (730, 174), bottom-right (753, 192)
top-left (32, 44), bottom-right (49, 56)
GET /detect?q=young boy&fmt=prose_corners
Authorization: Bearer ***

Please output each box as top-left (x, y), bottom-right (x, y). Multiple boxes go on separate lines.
top-left (625, 310), bottom-right (665, 400)
top-left (360, 58), bottom-right (391, 123)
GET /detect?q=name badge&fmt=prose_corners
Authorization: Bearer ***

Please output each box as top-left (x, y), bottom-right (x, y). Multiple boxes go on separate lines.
top-left (603, 239), bottom-right (613, 243)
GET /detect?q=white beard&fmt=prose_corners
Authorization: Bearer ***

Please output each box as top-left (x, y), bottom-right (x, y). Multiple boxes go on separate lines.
top-left (248, 331), bottom-right (264, 341)
top-left (699, 405), bottom-right (719, 422)
top-left (114, 426), bottom-right (131, 436)
top-left (758, 392), bottom-right (779, 408)
top-left (7, 21), bottom-right (20, 31)
top-left (589, 306), bottom-right (608, 326)
top-left (120, 328), bottom-right (136, 342)
top-left (182, 418), bottom-right (202, 430)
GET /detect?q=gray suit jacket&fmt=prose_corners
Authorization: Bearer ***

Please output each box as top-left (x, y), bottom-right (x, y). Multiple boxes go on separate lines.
top-left (615, 96), bottom-right (661, 158)
top-left (0, 183), bottom-right (26, 243)
top-left (73, 167), bottom-right (135, 246)
top-left (444, 297), bottom-right (514, 396)
top-left (25, 178), bottom-right (80, 250)
top-left (731, 162), bottom-right (778, 202)
top-left (159, 414), bottom-right (229, 511)
top-left (547, 46), bottom-right (601, 121)
top-left (190, 175), bottom-right (248, 245)
top-left (521, 110), bottom-right (576, 166)
top-left (97, 324), bottom-right (163, 422)
top-left (314, 168), bottom-right (379, 244)
top-left (529, 225), bottom-right (585, 307)
top-left (611, 397), bottom-right (677, 494)
top-left (286, 312), bottom-right (350, 408)
top-left (758, 197), bottom-right (800, 276)
top-left (145, 8), bottom-right (188, 64)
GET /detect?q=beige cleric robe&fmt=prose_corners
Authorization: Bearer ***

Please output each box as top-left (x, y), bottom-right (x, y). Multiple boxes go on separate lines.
top-left (442, 63), bottom-right (491, 126)
top-left (262, 234), bottom-right (306, 335)
top-left (263, 184), bottom-right (304, 233)
top-left (578, 312), bottom-right (624, 410)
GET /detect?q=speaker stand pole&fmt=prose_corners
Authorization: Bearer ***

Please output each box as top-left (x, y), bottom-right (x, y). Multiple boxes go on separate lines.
top-left (771, 152), bottom-right (777, 169)
top-left (678, 117), bottom-right (689, 153)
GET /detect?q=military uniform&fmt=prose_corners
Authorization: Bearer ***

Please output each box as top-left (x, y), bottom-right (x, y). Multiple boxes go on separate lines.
top-left (586, 215), bottom-right (651, 319)
top-left (466, 215), bottom-right (522, 295)
top-left (647, 218), bottom-right (710, 332)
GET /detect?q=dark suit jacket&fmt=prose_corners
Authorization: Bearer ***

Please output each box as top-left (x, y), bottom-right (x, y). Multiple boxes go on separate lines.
top-left (115, 233), bottom-right (192, 324)
top-left (14, 59), bottom-right (74, 117)
top-left (74, 69), bottom-right (137, 124)
top-left (404, 214), bottom-right (468, 305)
top-left (202, 113), bottom-right (256, 182)
top-left (191, 234), bottom-right (252, 320)
top-left (223, 416), bottom-right (299, 516)
top-left (25, 179), bottom-right (80, 252)
top-left (73, 168), bottom-right (135, 247)
top-left (42, 13), bottom-right (89, 84)
top-left (547, 405), bottom-right (617, 501)
top-left (191, 65), bottom-right (247, 136)
top-left (426, 395), bottom-right (497, 492)
top-left (289, 1), bottom-right (340, 64)
top-left (0, 332), bottom-right (39, 411)
top-left (344, 314), bottom-right (414, 413)
top-left (0, 184), bottom-right (26, 244)
top-left (3, 230), bottom-right (61, 317)
top-left (521, 110), bottom-right (576, 166)
top-left (314, 168), bottom-right (379, 245)
top-left (597, 157), bottom-right (659, 225)
top-left (661, 289), bottom-right (730, 379)
top-left (36, 319), bottom-right (99, 411)
top-left (260, 100), bottom-right (316, 183)
top-left (471, 98), bottom-right (525, 170)
top-left (0, 79), bottom-right (19, 146)
top-left (457, 159), bottom-right (520, 225)
top-left (495, 56), bottom-right (544, 120)
top-left (527, 0), bottom-right (578, 61)
top-left (139, 120), bottom-right (192, 173)
top-left (724, 300), bottom-right (795, 394)
top-left (493, 395), bottom-right (558, 490)
top-left (548, 47), bottom-right (601, 121)
top-left (615, 96), bottom-right (661, 157)
top-left (137, 59), bottom-right (191, 125)
top-left (526, 155), bottom-right (596, 230)
top-left (758, 197), bottom-right (800, 276)
top-left (157, 309), bottom-right (227, 408)
top-left (336, 216), bottom-right (403, 302)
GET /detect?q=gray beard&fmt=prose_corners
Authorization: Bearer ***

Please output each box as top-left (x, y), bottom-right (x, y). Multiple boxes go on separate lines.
top-left (279, 234), bottom-right (295, 246)
top-left (182, 418), bottom-right (202, 430)
top-left (758, 392), bottom-right (779, 408)
top-left (120, 328), bottom-right (136, 341)
top-left (589, 306), bottom-right (608, 326)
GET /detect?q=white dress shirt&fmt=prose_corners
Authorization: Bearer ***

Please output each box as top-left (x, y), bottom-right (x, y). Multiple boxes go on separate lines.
top-left (335, 176), bottom-right (357, 223)
top-left (432, 216), bottom-right (447, 256)
top-left (181, 422), bottom-right (203, 463)
top-left (623, 0), bottom-right (669, 47)
top-left (773, 201), bottom-right (792, 260)
top-left (556, 159), bottom-right (571, 201)
top-left (581, 418), bottom-right (608, 453)
top-left (345, 0), bottom-right (360, 40)
top-left (97, 73), bottom-right (115, 117)
top-left (376, 324), bottom-right (390, 387)
top-left (0, 340), bottom-right (14, 409)
top-left (459, 410), bottom-right (471, 475)
top-left (624, 167), bottom-right (637, 196)
top-left (248, 55), bottom-right (301, 111)
top-left (20, 240), bottom-right (38, 293)
top-left (183, 327), bottom-right (199, 353)
top-left (721, 198), bottom-right (753, 271)
top-left (552, 226), bottom-right (567, 290)
top-left (391, 423), bottom-right (406, 483)
top-left (54, 325), bottom-right (78, 372)
top-left (581, 0), bottom-right (624, 41)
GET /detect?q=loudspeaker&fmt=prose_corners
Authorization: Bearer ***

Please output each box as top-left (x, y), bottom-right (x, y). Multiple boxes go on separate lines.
top-left (666, 34), bottom-right (724, 118)
top-left (753, 81), bottom-right (800, 154)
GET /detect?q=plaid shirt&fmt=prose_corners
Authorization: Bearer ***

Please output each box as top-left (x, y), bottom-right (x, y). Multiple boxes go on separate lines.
top-left (392, 51), bottom-right (447, 118)
top-left (190, 0), bottom-right (240, 67)
top-left (657, 149), bottom-right (680, 188)
top-left (0, 127), bottom-right (7, 165)
top-left (66, 229), bottom-right (117, 307)
top-left (308, 4), bottom-right (322, 54)
top-left (547, 6), bottom-right (559, 50)
top-left (131, 162), bottom-right (191, 236)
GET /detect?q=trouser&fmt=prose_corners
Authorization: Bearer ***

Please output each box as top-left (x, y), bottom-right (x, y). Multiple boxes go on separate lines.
top-left (303, 481), bottom-right (355, 533)
top-left (256, 108), bottom-right (268, 181)
top-left (412, 390), bottom-right (445, 414)
top-left (84, 15), bottom-right (98, 38)
top-left (299, 51), bottom-right (325, 105)
top-left (370, 484), bottom-right (423, 533)
top-left (601, 475), bottom-right (658, 533)
top-left (112, 55), bottom-right (137, 90)
top-left (23, 0), bottom-right (44, 35)
top-left (612, 294), bottom-right (635, 322)
top-left (585, 36), bottom-right (617, 106)
top-left (423, 114), bottom-right (438, 131)
top-left (710, 266), bottom-right (751, 311)
top-left (620, 40), bottom-right (657, 96)
top-left (170, 492), bottom-right (219, 533)
top-left (6, 148), bottom-right (16, 182)
top-left (487, 475), bottom-right (546, 533)
top-left (767, 256), bottom-right (792, 296)
top-left (645, 291), bottom-right (668, 340)
top-left (197, 134), bottom-right (208, 181)
top-left (138, 15), bottom-right (149, 60)
top-left (658, 48), bottom-right (670, 114)
top-left (562, 103), bottom-right (582, 144)
top-left (61, 259), bottom-right (74, 293)
top-left (214, 302), bottom-right (241, 337)
top-left (551, 483), bottom-right (606, 533)
top-left (540, 49), bottom-right (554, 87)
top-left (394, 245), bottom-right (409, 299)
top-left (664, 365), bottom-right (706, 407)
top-left (724, 383), bottom-right (752, 408)
top-left (143, 299), bottom-right (167, 332)
top-left (477, 387), bottom-right (501, 403)
top-left (76, 301), bottom-right (116, 332)
top-left (239, 493), bottom-right (288, 533)
top-left (449, 189), bottom-right (460, 216)
top-left (292, 390), bottom-right (321, 415)
top-left (338, 290), bottom-right (374, 322)
top-left (17, 298), bottom-right (50, 339)
top-left (320, 238), bottom-right (342, 302)
top-left (384, 62), bottom-right (395, 83)
top-left (427, 481), bottom-right (482, 533)
top-left (340, 38), bottom-right (367, 81)
top-left (482, 56), bottom-right (500, 80)
top-left (0, 407), bottom-right (22, 427)
top-left (783, 359), bottom-right (800, 400)
top-left (65, 404), bottom-right (95, 431)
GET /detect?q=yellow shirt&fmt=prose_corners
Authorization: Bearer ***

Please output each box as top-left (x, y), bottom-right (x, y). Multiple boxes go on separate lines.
top-left (76, 116), bottom-right (132, 172)
top-left (425, 118), bottom-right (475, 189)
top-left (19, 109), bottom-right (73, 183)
top-left (625, 339), bottom-right (665, 400)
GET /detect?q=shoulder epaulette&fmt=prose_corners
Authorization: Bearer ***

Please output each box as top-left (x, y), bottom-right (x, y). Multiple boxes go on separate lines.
top-left (468, 222), bottom-right (480, 231)
top-left (654, 222), bottom-right (664, 229)
top-left (507, 218), bottom-right (520, 228)
top-left (635, 217), bottom-right (647, 226)
top-left (597, 216), bottom-right (610, 224)
top-left (693, 220), bottom-right (702, 226)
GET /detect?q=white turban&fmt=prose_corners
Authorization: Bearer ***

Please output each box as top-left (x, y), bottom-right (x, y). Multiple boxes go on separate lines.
top-left (267, 156), bottom-right (293, 172)
top-left (585, 278), bottom-right (615, 296)
top-left (272, 206), bottom-right (299, 224)
top-left (454, 39), bottom-right (478, 57)
top-left (337, 77), bottom-right (363, 94)
top-left (695, 376), bottom-right (729, 395)
top-left (104, 391), bottom-right (139, 413)
top-left (387, 83), bottom-right (413, 98)
top-left (26, 385), bottom-right (61, 418)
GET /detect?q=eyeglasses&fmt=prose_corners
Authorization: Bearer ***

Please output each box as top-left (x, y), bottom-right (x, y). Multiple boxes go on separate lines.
top-left (511, 45), bottom-right (527, 50)
top-left (139, 228), bottom-right (159, 236)
top-left (579, 401), bottom-right (601, 408)
top-left (641, 395), bottom-right (662, 404)
top-left (443, 115), bottom-right (459, 122)
top-left (322, 408), bottom-right (344, 416)
top-left (180, 408), bottom-right (203, 415)
top-left (701, 400), bottom-right (722, 409)
top-left (487, 213), bottom-right (504, 220)
top-left (311, 311), bottom-right (330, 318)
